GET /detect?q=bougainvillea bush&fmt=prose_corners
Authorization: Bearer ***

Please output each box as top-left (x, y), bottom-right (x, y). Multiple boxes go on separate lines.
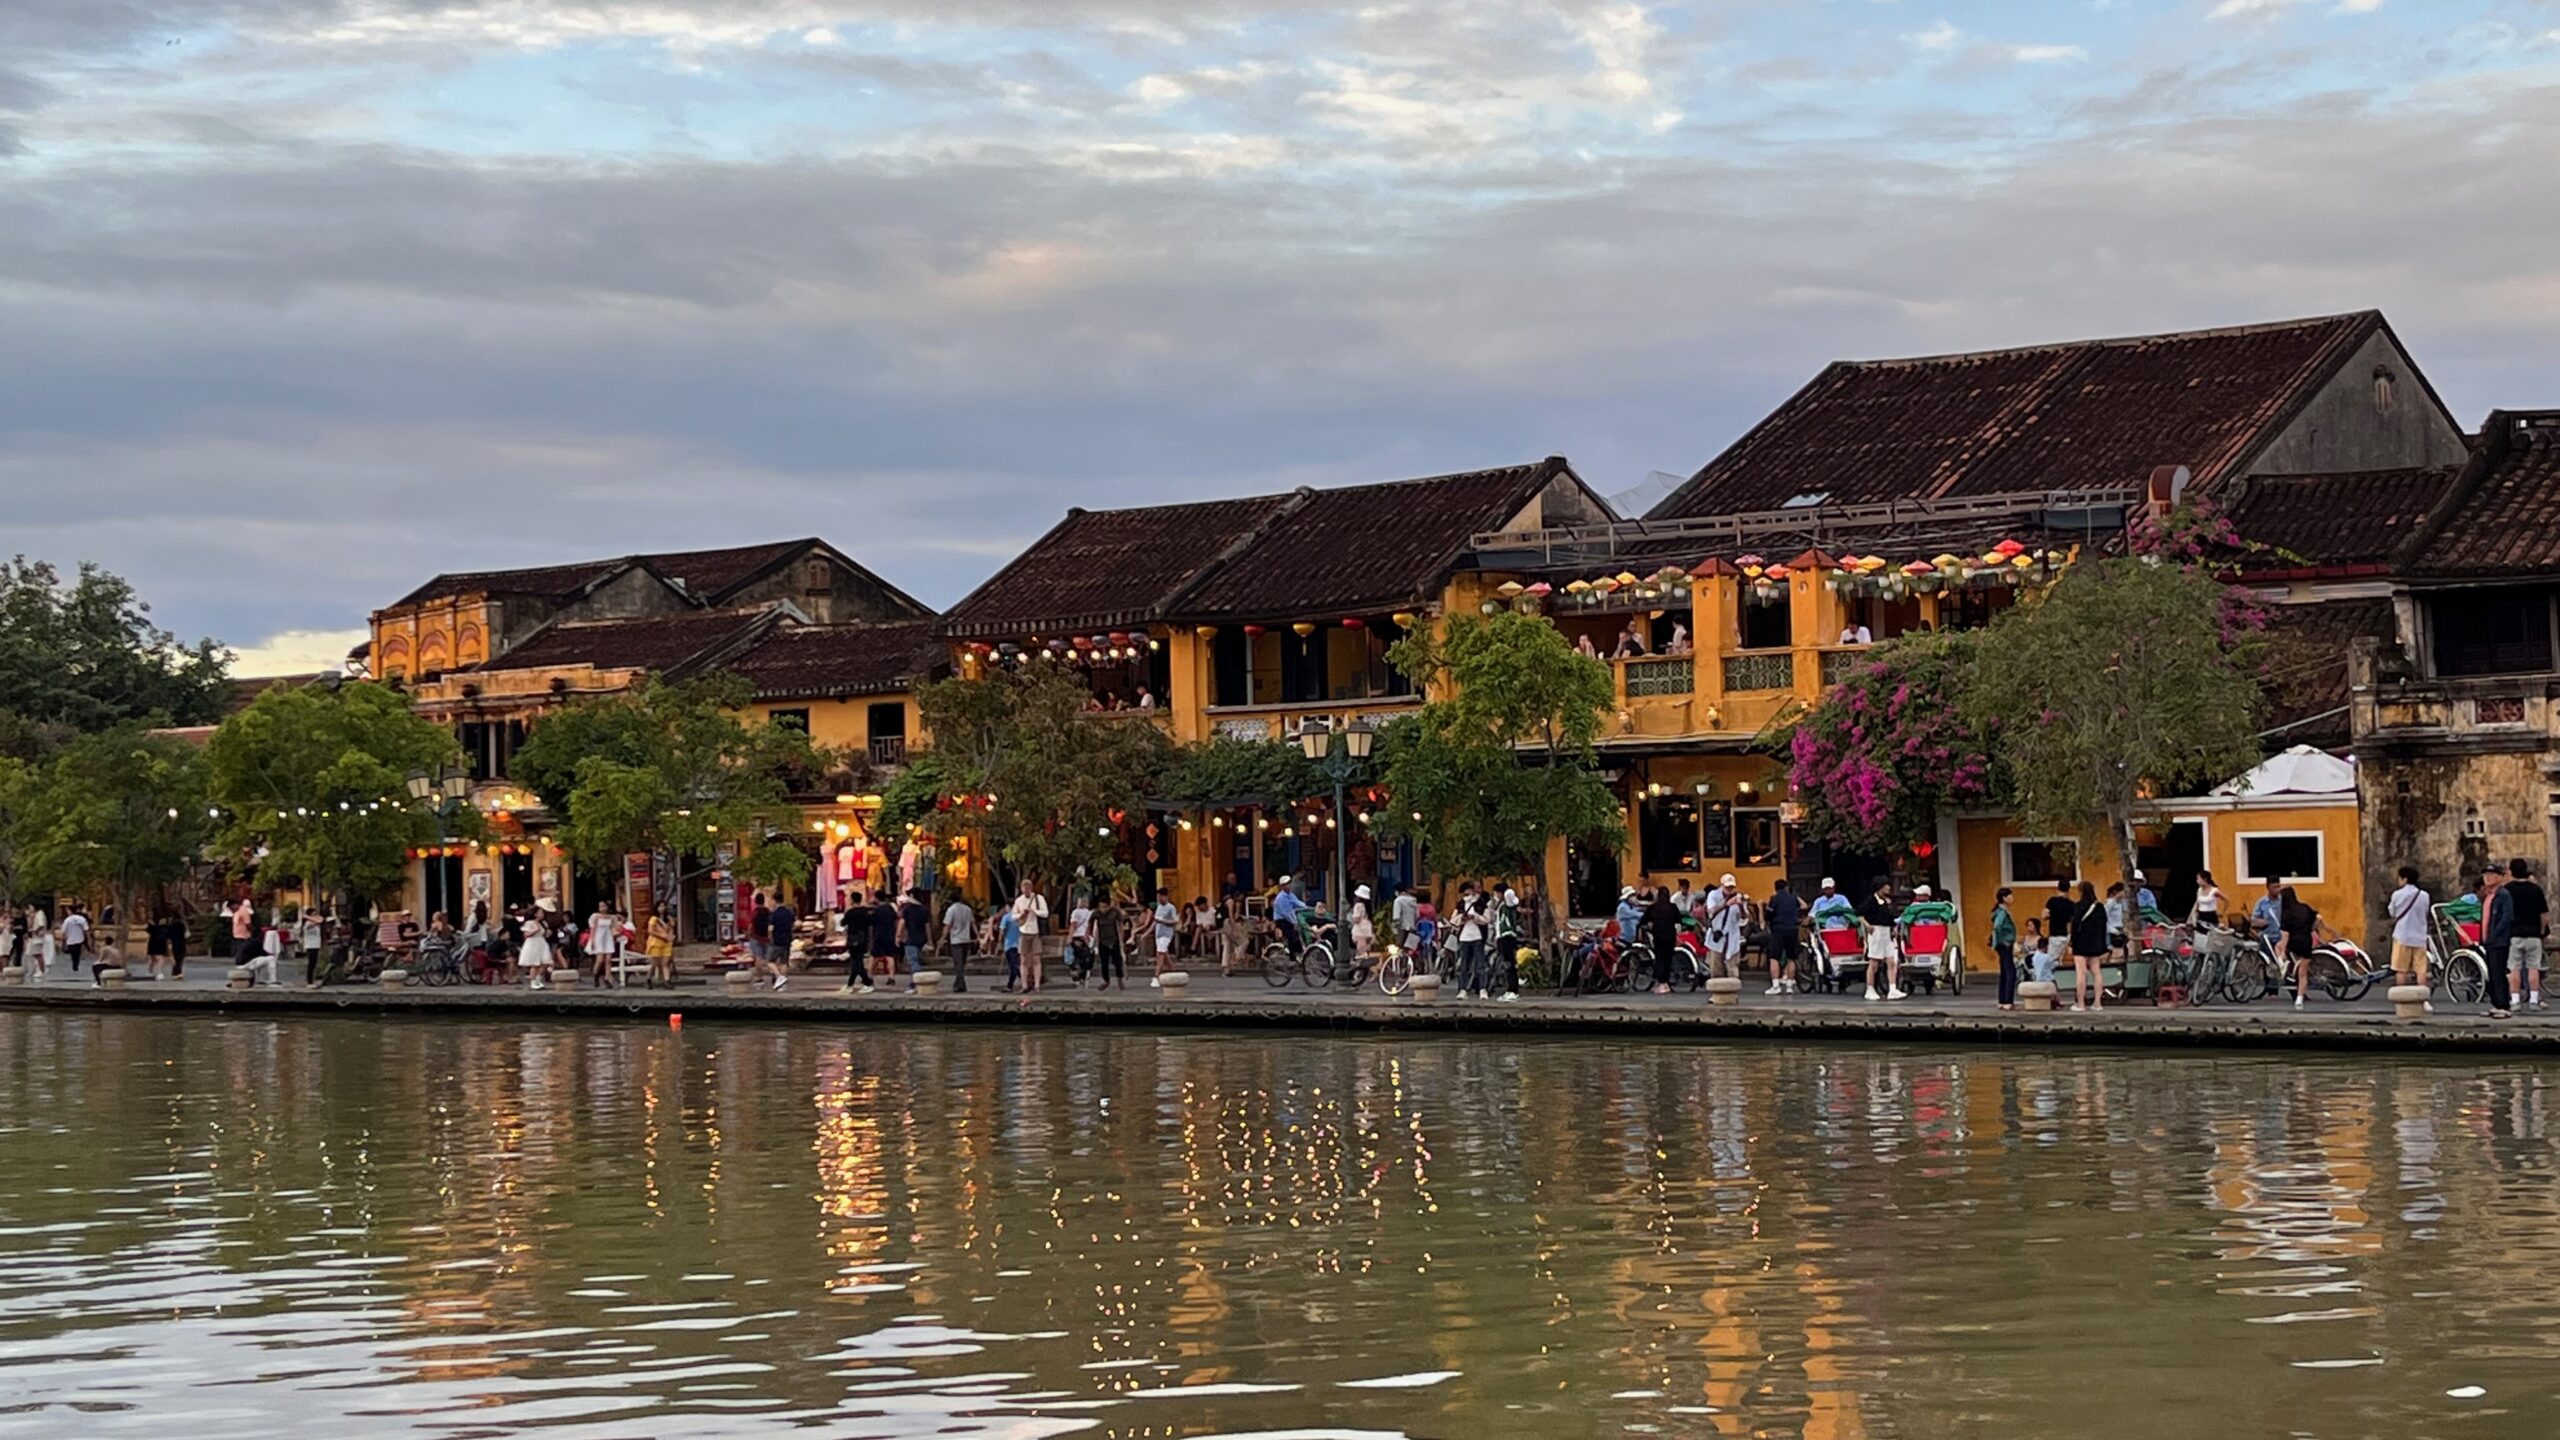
top-left (1788, 631), bottom-right (1997, 852)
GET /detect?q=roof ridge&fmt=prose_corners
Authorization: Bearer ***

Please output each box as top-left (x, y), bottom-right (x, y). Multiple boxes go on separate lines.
top-left (1845, 310), bottom-right (2377, 369)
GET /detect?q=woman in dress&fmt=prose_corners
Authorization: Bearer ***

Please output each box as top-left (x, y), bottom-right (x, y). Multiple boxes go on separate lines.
top-left (519, 908), bottom-right (555, 990)
top-left (645, 907), bottom-right (677, 987)
top-left (2069, 880), bottom-right (2111, 1012)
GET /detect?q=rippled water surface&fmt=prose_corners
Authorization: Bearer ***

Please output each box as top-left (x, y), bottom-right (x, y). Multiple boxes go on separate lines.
top-left (5, 1014), bottom-right (2560, 1438)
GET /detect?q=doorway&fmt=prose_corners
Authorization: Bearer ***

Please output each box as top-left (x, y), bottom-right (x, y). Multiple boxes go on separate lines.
top-left (1566, 838), bottom-right (1620, 920)
top-left (501, 853), bottom-right (533, 911)
top-left (2139, 820), bottom-right (2206, 919)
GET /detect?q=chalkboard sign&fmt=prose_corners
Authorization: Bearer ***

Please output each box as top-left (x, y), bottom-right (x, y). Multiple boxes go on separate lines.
top-left (1700, 802), bottom-right (1733, 859)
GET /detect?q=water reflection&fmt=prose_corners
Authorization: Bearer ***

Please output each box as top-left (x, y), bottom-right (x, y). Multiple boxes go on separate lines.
top-left (3, 1014), bottom-right (2559, 1437)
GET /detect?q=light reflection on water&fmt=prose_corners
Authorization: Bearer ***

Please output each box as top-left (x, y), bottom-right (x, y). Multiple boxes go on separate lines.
top-left (2, 1013), bottom-right (2559, 1438)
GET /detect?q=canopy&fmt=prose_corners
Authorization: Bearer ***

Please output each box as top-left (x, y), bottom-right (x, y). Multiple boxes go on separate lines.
top-left (2208, 745), bottom-right (2355, 799)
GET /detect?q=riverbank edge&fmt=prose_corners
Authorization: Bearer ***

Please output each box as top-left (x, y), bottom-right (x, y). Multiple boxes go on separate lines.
top-left (6, 983), bottom-right (2559, 1055)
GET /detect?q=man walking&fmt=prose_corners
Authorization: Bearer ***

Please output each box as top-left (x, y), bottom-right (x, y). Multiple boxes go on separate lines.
top-left (2483, 864), bottom-right (2515, 1018)
top-left (763, 893), bottom-right (796, 991)
top-left (60, 905), bottom-right (90, 977)
top-left (941, 893), bottom-right (975, 992)
top-left (1391, 882), bottom-right (1420, 962)
top-left (2385, 865), bottom-right (2432, 1001)
top-left (1011, 880), bottom-right (1048, 993)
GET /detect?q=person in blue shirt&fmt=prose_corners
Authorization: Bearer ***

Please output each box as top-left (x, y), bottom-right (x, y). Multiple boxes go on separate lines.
top-left (1270, 875), bottom-right (1306, 955)
top-left (1000, 907), bottom-right (1022, 990)
top-left (1810, 877), bottom-right (1858, 930)
top-left (2250, 876), bottom-right (2284, 937)
top-left (1614, 886), bottom-right (1643, 939)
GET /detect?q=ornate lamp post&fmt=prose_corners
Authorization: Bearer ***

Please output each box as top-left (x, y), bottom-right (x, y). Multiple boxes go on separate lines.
top-left (1298, 717), bottom-right (1375, 908)
top-left (406, 766), bottom-right (473, 920)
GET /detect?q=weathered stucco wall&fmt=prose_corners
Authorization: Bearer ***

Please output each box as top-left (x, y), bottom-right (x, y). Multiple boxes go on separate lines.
top-left (2248, 330), bottom-right (2470, 476)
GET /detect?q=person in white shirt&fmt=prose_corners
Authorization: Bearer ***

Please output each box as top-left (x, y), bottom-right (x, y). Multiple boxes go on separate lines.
top-left (941, 897), bottom-right (976, 992)
top-left (1010, 882), bottom-right (1048, 992)
top-left (1838, 623), bottom-right (1873, 645)
top-left (59, 907), bottom-right (91, 977)
top-left (1701, 874), bottom-right (1748, 979)
top-left (1068, 899), bottom-right (1096, 984)
top-left (586, 903), bottom-right (625, 987)
top-left (2386, 865), bottom-right (2432, 1000)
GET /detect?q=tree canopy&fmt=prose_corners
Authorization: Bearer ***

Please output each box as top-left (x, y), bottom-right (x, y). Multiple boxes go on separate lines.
top-left (205, 680), bottom-right (470, 908)
top-left (8, 724), bottom-right (209, 920)
top-left (911, 666), bottom-right (1171, 891)
top-left (0, 557), bottom-right (227, 760)
top-left (1787, 630), bottom-right (1997, 853)
top-left (1381, 612), bottom-right (1622, 883)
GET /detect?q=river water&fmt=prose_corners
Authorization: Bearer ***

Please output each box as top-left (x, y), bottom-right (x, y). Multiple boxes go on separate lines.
top-left (2, 1012), bottom-right (2556, 1439)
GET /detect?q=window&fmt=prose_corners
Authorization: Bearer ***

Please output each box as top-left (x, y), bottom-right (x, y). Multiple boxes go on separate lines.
top-left (769, 708), bottom-right (810, 734)
top-left (1740, 590), bottom-right (1792, 650)
top-left (2238, 833), bottom-right (2325, 886)
top-left (2432, 588), bottom-right (2556, 678)
top-left (2002, 839), bottom-right (2079, 886)
top-left (1639, 796), bottom-right (1701, 873)
top-left (1735, 808), bottom-right (1782, 868)
top-left (865, 702), bottom-right (904, 740)
top-left (2373, 366), bottom-right (2396, 414)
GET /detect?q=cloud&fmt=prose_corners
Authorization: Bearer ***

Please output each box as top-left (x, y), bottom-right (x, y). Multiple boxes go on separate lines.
top-left (1907, 19), bottom-right (1962, 51)
top-left (2006, 44), bottom-right (2088, 64)
top-left (229, 628), bottom-right (371, 677)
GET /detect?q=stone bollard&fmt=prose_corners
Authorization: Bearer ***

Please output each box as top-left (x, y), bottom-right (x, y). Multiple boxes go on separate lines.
top-left (0, 966), bottom-right (25, 986)
top-left (98, 967), bottom-right (129, 989)
top-left (549, 967), bottom-right (580, 989)
top-left (1705, 976), bottom-right (1743, 1007)
top-left (2389, 984), bottom-right (2430, 1021)
top-left (2017, 980), bottom-right (2059, 1013)
top-left (910, 970), bottom-right (943, 995)
top-left (227, 966), bottom-right (253, 991)
top-left (1408, 972), bottom-right (1442, 1001)
top-left (1159, 971), bottom-right (1190, 999)
top-left (723, 969), bottom-right (753, 990)
top-left (378, 968), bottom-right (411, 988)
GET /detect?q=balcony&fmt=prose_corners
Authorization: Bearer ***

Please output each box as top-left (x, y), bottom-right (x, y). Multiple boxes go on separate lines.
top-left (1622, 655), bottom-right (1694, 698)
top-left (1818, 648), bottom-right (1871, 688)
top-left (1722, 650), bottom-right (1795, 693)
top-left (868, 736), bottom-right (909, 767)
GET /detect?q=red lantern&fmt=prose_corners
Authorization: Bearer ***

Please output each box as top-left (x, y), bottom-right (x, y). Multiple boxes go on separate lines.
top-left (1911, 840), bottom-right (1937, 858)
top-left (1341, 616), bottom-right (1366, 629)
top-left (1242, 624), bottom-right (1265, 637)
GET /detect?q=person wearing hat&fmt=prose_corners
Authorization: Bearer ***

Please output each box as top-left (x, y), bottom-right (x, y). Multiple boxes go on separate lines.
top-left (1701, 874), bottom-right (1747, 980)
top-left (1810, 877), bottom-right (1856, 932)
top-left (1350, 884), bottom-right (1377, 956)
top-left (1491, 885), bottom-right (1524, 1001)
top-left (1615, 885), bottom-right (1644, 943)
top-left (1860, 880), bottom-right (1905, 1001)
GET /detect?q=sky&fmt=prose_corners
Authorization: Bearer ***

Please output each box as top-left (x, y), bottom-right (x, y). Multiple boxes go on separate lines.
top-left (5, 1), bottom-right (2559, 675)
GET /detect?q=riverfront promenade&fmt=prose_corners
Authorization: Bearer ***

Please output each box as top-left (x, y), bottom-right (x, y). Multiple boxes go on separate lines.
top-left (8, 964), bottom-right (2560, 1054)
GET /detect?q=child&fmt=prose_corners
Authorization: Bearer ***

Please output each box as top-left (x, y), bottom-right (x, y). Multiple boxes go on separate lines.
top-left (2025, 918), bottom-right (2056, 985)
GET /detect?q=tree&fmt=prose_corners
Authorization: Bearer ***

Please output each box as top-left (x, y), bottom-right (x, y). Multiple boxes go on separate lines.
top-left (0, 557), bottom-right (228, 759)
top-left (911, 666), bottom-right (1172, 892)
top-left (1380, 612), bottom-right (1623, 884)
top-left (1157, 735), bottom-right (1330, 808)
top-left (1787, 631), bottom-right (1997, 853)
top-left (1969, 557), bottom-right (2264, 905)
top-left (9, 724), bottom-right (210, 931)
top-left (205, 680), bottom-right (469, 911)
top-left (510, 676), bottom-right (818, 897)
top-left (0, 757), bottom-right (30, 906)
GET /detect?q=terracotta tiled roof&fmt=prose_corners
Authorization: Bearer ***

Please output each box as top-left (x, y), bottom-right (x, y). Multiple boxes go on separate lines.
top-left (717, 621), bottom-right (949, 700)
top-left (2220, 466), bottom-right (2462, 572)
top-left (467, 609), bottom-right (778, 676)
top-left (1653, 313), bottom-right (2384, 519)
top-left (2259, 597), bottom-right (2396, 750)
top-left (391, 538), bottom-right (844, 610)
top-left (941, 496), bottom-right (1282, 638)
top-left (1171, 460), bottom-right (1575, 622)
top-left (2405, 412), bottom-right (2560, 577)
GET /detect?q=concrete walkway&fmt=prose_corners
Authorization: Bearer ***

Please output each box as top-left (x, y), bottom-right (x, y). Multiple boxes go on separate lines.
top-left (6, 959), bottom-right (2558, 1054)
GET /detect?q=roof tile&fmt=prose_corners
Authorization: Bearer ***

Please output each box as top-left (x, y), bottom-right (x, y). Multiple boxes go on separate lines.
top-left (2407, 413), bottom-right (2560, 576)
top-left (717, 622), bottom-right (948, 700)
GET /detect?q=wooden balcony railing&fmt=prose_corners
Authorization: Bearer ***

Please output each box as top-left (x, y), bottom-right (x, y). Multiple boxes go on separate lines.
top-left (1623, 655), bottom-right (1695, 698)
top-left (1722, 650), bottom-right (1796, 693)
top-left (869, 737), bottom-right (909, 767)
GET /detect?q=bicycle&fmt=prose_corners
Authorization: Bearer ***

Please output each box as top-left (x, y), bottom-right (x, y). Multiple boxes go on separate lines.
top-left (410, 938), bottom-right (465, 987)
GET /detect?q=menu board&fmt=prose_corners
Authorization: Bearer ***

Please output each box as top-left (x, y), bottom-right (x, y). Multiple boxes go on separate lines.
top-left (713, 842), bottom-right (739, 941)
top-left (1700, 802), bottom-right (1734, 859)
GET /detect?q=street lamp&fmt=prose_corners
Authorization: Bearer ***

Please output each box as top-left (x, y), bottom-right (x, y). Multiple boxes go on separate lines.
top-left (407, 766), bottom-right (473, 920)
top-left (1299, 717), bottom-right (1375, 908)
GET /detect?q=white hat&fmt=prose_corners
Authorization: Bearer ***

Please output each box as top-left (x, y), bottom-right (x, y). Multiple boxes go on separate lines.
top-left (1820, 876), bottom-right (1836, 889)
top-left (1276, 874), bottom-right (1292, 886)
top-left (1619, 885), bottom-right (1636, 899)
top-left (1913, 884), bottom-right (1933, 898)
top-left (1354, 884), bottom-right (1372, 900)
top-left (1719, 873), bottom-right (1737, 887)
top-left (535, 897), bottom-right (559, 913)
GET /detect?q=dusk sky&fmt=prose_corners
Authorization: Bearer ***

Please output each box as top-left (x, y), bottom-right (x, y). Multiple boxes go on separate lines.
top-left (5, 0), bottom-right (2557, 674)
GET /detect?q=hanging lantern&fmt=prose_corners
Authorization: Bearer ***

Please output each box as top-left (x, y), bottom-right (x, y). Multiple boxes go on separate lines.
top-left (1195, 625), bottom-right (1217, 639)
top-left (1527, 581), bottom-right (1553, 597)
top-left (1497, 580), bottom-right (1526, 597)
top-left (1391, 611), bottom-right (1417, 627)
top-left (1614, 570), bottom-right (1640, 587)
top-left (1994, 538), bottom-right (2027, 558)
top-left (1341, 616), bottom-right (1366, 629)
top-left (1242, 624), bottom-right (1265, 637)
top-left (1292, 621), bottom-right (1318, 637)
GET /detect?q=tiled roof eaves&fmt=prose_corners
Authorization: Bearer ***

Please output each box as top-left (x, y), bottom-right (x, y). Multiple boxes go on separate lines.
top-left (2399, 410), bottom-right (2560, 578)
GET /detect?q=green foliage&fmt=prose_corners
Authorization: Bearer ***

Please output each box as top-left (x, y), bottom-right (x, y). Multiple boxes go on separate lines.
top-left (1381, 613), bottom-right (1623, 882)
top-left (205, 681), bottom-right (470, 906)
top-left (875, 751), bottom-right (947, 838)
top-left (513, 676), bottom-right (819, 882)
top-left (1787, 631), bottom-right (1998, 852)
top-left (1157, 736), bottom-right (1332, 806)
top-left (0, 757), bottom-right (25, 901)
top-left (8, 724), bottom-right (209, 914)
top-left (1969, 557), bottom-right (2264, 884)
top-left (0, 557), bottom-right (228, 760)
top-left (912, 667), bottom-right (1172, 889)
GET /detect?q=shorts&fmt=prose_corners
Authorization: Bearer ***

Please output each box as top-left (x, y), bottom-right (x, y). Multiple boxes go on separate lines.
top-left (2514, 937), bottom-right (2548, 972)
top-left (1767, 932), bottom-right (1800, 963)
top-left (2390, 941), bottom-right (2428, 973)
top-left (1864, 929), bottom-right (1896, 961)
top-left (1155, 935), bottom-right (1174, 955)
top-left (747, 939), bottom-right (768, 961)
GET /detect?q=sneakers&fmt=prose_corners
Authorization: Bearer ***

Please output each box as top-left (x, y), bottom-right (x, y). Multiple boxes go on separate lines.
top-left (2294, 996), bottom-right (2305, 1008)
top-left (1767, 982), bottom-right (1784, 995)
top-left (2070, 1002), bottom-right (2085, 1012)
top-left (1864, 986), bottom-right (1881, 1001)
top-left (771, 974), bottom-right (788, 991)
top-left (1886, 987), bottom-right (1908, 1001)
top-left (1499, 991), bottom-right (1519, 1003)
top-left (1149, 976), bottom-right (1161, 989)
top-left (2423, 1000), bottom-right (2435, 1014)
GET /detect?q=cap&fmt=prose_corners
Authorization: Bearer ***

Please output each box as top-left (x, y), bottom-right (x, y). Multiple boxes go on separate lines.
top-left (2484, 862), bottom-right (2508, 875)
top-left (1719, 873), bottom-right (1737, 887)
top-left (1820, 876), bottom-right (1836, 888)
top-left (1913, 884), bottom-right (1933, 898)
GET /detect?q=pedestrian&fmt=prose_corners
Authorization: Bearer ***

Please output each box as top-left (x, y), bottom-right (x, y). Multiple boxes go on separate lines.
top-left (1349, 884), bottom-right (1377, 958)
top-left (520, 906), bottom-right (554, 990)
top-left (746, 889), bottom-right (770, 972)
top-left (2044, 879), bottom-right (2076, 985)
top-left (60, 904), bottom-right (90, 976)
top-left (1453, 882), bottom-right (1492, 999)
top-left (1763, 878), bottom-right (1803, 995)
top-left (144, 910), bottom-right (171, 981)
top-left (1861, 880), bottom-right (1904, 1002)
top-left (170, 908), bottom-right (191, 980)
top-left (1391, 883), bottom-right (1420, 961)
top-left (27, 903), bottom-right (53, 978)
top-left (1491, 885), bottom-right (1524, 1001)
top-left (1152, 888), bottom-right (1179, 982)
top-left (898, 889), bottom-right (929, 990)
top-left (2385, 865), bottom-right (2433, 999)
top-left (2483, 864), bottom-right (2515, 1018)
top-left (645, 906), bottom-right (677, 987)
top-left (2504, 859), bottom-right (2550, 1011)
top-left (2191, 870), bottom-right (2227, 932)
top-left (941, 893), bottom-right (976, 992)
top-left (1990, 886), bottom-right (2019, 1010)
top-left (297, 907), bottom-right (325, 986)
top-left (1220, 894), bottom-right (1251, 976)
top-left (765, 893), bottom-right (798, 991)
top-left (2280, 886), bottom-right (2323, 1009)
top-left (2104, 882), bottom-right (2130, 965)
top-left (999, 901), bottom-right (1023, 991)
top-left (227, 898), bottom-right (255, 968)
top-left (1701, 874), bottom-right (1746, 981)
top-left (1068, 893), bottom-right (1096, 984)
top-left (586, 901), bottom-right (625, 987)
top-left (1091, 891), bottom-right (1127, 990)
top-left (2069, 880), bottom-right (2109, 1012)
top-left (1010, 880), bottom-right (1048, 992)
top-left (867, 889), bottom-right (900, 990)
top-left (1641, 883), bottom-right (1680, 996)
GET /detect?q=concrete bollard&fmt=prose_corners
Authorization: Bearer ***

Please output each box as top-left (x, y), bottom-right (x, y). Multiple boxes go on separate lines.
top-left (377, 968), bottom-right (411, 988)
top-left (227, 966), bottom-right (253, 991)
top-left (1159, 970), bottom-right (1190, 999)
top-left (1705, 976), bottom-right (1743, 1007)
top-left (1408, 972), bottom-right (1442, 1001)
top-left (549, 967), bottom-right (579, 989)
top-left (723, 969), bottom-right (753, 989)
top-left (98, 967), bottom-right (128, 989)
top-left (2017, 980), bottom-right (2059, 1013)
top-left (910, 970), bottom-right (943, 995)
top-left (0, 966), bottom-right (25, 986)
top-left (2388, 984), bottom-right (2430, 1021)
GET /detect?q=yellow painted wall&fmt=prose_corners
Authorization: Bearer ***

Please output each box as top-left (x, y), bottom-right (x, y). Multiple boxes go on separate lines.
top-left (372, 597), bottom-right (496, 681)
top-left (744, 695), bottom-right (918, 753)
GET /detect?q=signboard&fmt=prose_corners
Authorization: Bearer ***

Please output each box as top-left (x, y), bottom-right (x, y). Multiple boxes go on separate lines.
top-left (713, 842), bottom-right (739, 942)
top-left (1700, 802), bottom-right (1733, 859)
top-left (624, 853), bottom-right (652, 922)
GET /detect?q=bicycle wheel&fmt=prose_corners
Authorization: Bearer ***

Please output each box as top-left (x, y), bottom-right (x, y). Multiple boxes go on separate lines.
top-left (1261, 943), bottom-right (1297, 988)
top-left (1946, 948), bottom-right (1966, 996)
top-left (1621, 944), bottom-right (1654, 992)
top-left (2443, 950), bottom-right (2488, 1005)
top-left (1302, 943), bottom-right (1335, 988)
top-left (2314, 951), bottom-right (2361, 1003)
top-left (1673, 950), bottom-right (1707, 993)
top-left (1378, 949), bottom-right (1412, 996)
